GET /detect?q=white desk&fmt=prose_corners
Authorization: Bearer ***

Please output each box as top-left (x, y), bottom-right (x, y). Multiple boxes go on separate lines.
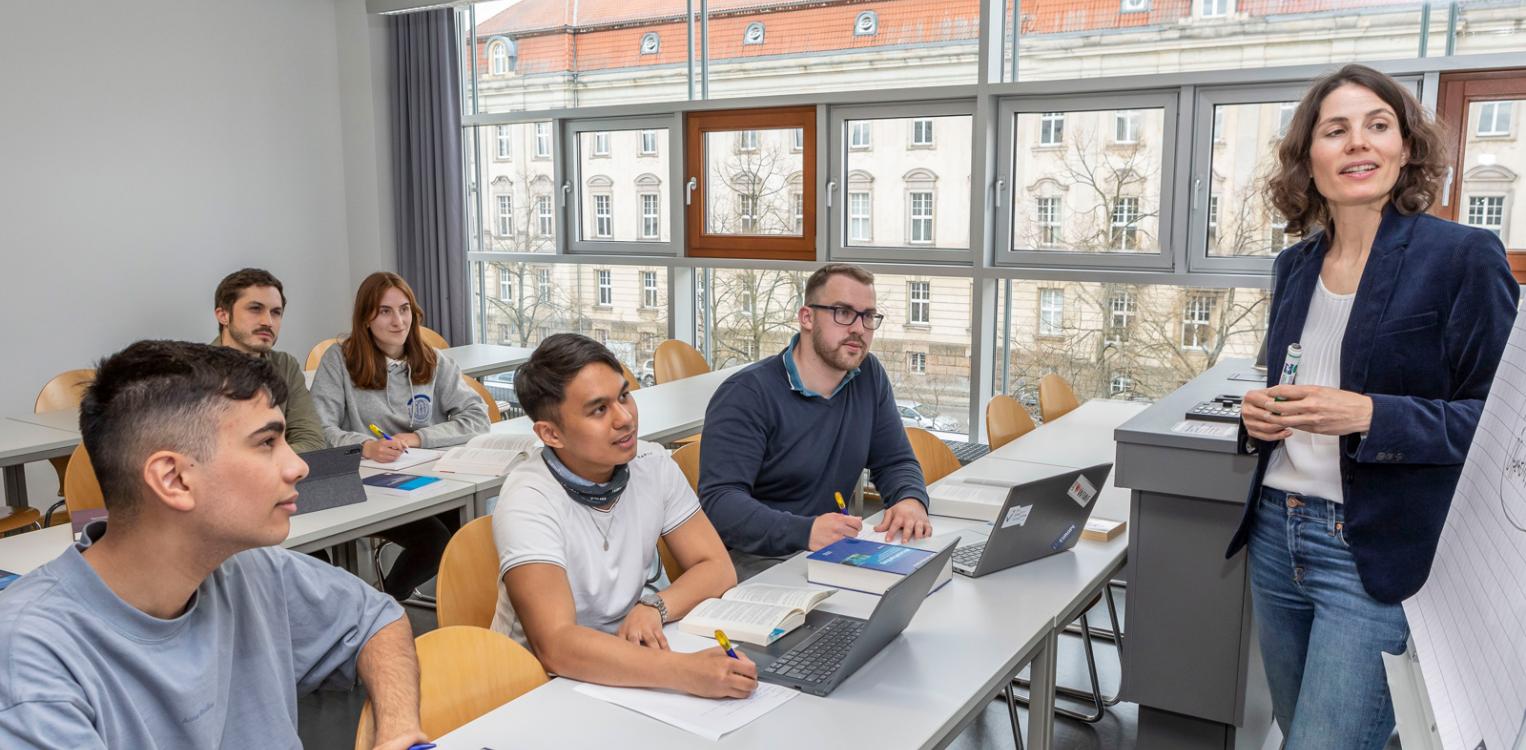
top-left (8, 409), bottom-right (80, 433)
top-left (440, 344), bottom-right (535, 378)
top-left (0, 418), bottom-right (80, 508)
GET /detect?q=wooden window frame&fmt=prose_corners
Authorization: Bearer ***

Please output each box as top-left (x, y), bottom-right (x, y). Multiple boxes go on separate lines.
top-left (685, 107), bottom-right (817, 261)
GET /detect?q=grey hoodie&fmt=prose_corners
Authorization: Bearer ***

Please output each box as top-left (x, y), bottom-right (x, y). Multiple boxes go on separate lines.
top-left (310, 343), bottom-right (489, 449)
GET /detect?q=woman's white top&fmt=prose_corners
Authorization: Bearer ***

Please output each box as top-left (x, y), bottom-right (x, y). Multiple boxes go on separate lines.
top-left (1263, 276), bottom-right (1357, 503)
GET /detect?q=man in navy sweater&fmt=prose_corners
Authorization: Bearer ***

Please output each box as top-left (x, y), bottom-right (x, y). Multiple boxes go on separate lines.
top-left (699, 264), bottom-right (932, 566)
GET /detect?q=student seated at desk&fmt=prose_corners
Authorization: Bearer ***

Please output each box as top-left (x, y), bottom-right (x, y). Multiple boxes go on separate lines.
top-left (0, 341), bottom-right (426, 750)
top-left (311, 271), bottom-right (489, 600)
top-left (492, 334), bottom-right (756, 699)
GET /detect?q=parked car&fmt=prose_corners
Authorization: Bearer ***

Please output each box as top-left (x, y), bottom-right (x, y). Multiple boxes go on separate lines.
top-left (637, 358), bottom-right (656, 387)
top-left (896, 400), bottom-right (959, 432)
top-left (482, 370), bottom-right (519, 410)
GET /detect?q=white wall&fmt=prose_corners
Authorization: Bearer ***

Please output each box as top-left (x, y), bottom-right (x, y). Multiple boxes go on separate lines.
top-left (0, 0), bottom-right (394, 503)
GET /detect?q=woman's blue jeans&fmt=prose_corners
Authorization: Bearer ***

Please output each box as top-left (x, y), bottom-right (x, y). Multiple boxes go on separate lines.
top-left (1248, 486), bottom-right (1410, 750)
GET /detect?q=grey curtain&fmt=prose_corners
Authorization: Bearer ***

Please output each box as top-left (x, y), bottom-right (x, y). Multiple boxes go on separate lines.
top-left (391, 9), bottom-right (467, 344)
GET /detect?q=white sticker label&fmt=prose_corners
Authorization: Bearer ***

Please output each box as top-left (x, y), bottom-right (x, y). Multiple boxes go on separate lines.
top-left (1067, 474), bottom-right (1098, 508)
top-left (1002, 504), bottom-right (1033, 529)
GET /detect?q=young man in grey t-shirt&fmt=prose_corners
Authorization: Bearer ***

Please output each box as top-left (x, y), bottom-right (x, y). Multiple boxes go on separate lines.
top-left (0, 341), bottom-right (427, 749)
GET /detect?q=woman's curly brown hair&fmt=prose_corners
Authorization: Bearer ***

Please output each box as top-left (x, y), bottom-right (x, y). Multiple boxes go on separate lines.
top-left (1266, 64), bottom-right (1450, 237)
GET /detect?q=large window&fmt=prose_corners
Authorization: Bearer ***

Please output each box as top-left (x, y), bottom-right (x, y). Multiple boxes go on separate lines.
top-left (833, 107), bottom-right (973, 257)
top-left (567, 123), bottom-right (672, 251)
top-left (687, 108), bottom-right (816, 260)
top-left (470, 121), bottom-right (556, 253)
top-left (1197, 92), bottom-right (1308, 261)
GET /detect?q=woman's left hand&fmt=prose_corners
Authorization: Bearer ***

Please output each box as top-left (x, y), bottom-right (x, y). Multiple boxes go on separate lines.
top-left (393, 432), bottom-right (423, 448)
top-left (1248, 385), bottom-right (1373, 436)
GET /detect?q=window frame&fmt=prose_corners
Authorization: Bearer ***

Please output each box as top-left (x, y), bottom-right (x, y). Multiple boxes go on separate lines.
top-left (563, 115), bottom-right (683, 256)
top-left (684, 107), bottom-right (817, 261)
top-left (996, 91), bottom-right (1179, 271)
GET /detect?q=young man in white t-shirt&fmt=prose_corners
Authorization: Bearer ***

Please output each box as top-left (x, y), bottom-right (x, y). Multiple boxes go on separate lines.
top-left (491, 333), bottom-right (757, 699)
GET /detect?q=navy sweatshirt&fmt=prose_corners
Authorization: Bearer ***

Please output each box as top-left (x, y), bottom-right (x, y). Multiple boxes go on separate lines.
top-left (698, 338), bottom-right (930, 556)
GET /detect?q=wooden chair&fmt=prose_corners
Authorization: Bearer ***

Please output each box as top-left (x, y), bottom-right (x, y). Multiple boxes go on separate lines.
top-left (658, 439), bottom-right (704, 581)
top-left (305, 337), bottom-right (340, 371)
top-left (986, 394), bottom-right (1037, 450)
top-left (35, 369), bottom-right (93, 524)
top-left (653, 339), bottom-right (710, 384)
top-left (0, 507), bottom-right (41, 536)
top-left (905, 427), bottom-right (961, 486)
top-left (63, 444), bottom-right (105, 517)
top-left (620, 360), bottom-right (642, 391)
top-left (354, 626), bottom-right (549, 749)
top-left (436, 516), bottom-right (499, 629)
top-left (1039, 373), bottom-right (1081, 423)
top-left (419, 326), bottom-right (449, 349)
top-left (462, 375), bottom-right (503, 423)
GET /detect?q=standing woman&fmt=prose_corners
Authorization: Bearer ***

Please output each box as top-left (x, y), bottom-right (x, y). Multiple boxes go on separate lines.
top-left (1229, 65), bottom-right (1519, 747)
top-left (312, 271), bottom-right (491, 600)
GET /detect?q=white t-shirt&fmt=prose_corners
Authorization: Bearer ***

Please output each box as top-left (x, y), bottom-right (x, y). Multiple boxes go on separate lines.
top-left (490, 440), bottom-right (700, 651)
top-left (1264, 276), bottom-right (1357, 503)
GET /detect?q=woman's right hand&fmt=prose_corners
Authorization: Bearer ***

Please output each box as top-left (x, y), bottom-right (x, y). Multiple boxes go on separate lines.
top-left (362, 439), bottom-right (407, 463)
top-left (1241, 387), bottom-right (1294, 443)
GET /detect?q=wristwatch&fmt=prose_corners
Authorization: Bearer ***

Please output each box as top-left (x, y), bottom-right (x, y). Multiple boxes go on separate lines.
top-left (638, 592), bottom-right (669, 623)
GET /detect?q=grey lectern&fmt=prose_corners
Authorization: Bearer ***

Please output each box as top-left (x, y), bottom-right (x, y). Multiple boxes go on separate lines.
top-left (1113, 357), bottom-right (1274, 750)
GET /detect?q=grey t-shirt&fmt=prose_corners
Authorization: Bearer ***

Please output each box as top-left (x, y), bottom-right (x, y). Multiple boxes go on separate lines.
top-left (0, 523), bottom-right (404, 749)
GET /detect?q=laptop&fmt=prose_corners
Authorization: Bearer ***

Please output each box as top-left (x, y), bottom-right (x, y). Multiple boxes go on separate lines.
top-left (742, 542), bottom-right (956, 697)
top-left (950, 462), bottom-right (1113, 578)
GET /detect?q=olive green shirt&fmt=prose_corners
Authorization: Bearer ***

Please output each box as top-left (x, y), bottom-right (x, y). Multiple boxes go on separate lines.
top-left (212, 337), bottom-right (328, 454)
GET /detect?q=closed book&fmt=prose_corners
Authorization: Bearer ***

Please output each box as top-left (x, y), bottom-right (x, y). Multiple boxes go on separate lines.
top-left (362, 472), bottom-right (443, 496)
top-left (806, 537), bottom-right (953, 596)
top-left (1082, 517), bottom-right (1126, 542)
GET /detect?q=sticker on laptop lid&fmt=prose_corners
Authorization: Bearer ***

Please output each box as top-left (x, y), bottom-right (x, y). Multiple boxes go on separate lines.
top-left (1067, 474), bottom-right (1098, 508)
top-left (1049, 522), bottom-right (1078, 551)
top-left (1002, 504), bottom-right (1033, 529)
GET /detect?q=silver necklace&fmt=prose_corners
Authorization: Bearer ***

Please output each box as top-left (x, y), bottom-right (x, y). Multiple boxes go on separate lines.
top-left (585, 505), bottom-right (614, 552)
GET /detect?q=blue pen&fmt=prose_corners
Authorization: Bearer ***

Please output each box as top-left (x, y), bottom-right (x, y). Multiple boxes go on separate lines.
top-left (715, 629), bottom-right (739, 659)
top-left (368, 423), bottom-right (410, 455)
top-left (406, 744), bottom-right (436, 750)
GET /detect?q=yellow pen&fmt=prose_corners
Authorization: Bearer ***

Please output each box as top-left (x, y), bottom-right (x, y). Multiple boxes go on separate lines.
top-left (834, 491), bottom-right (848, 515)
top-left (715, 629), bottom-right (739, 659)
top-left (368, 423), bottom-right (408, 454)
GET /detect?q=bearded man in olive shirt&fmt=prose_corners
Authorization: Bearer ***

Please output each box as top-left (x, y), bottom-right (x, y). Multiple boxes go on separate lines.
top-left (212, 268), bottom-right (327, 453)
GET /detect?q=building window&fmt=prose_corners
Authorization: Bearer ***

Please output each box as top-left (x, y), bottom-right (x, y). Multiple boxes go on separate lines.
top-left (908, 281), bottom-right (931, 325)
top-left (1036, 197), bottom-right (1061, 247)
top-left (642, 271), bottom-right (659, 308)
top-left (534, 123), bottom-right (551, 158)
top-left (739, 195), bottom-right (758, 233)
top-left (792, 192), bottom-right (804, 234)
top-left (1198, 0), bottom-right (1231, 17)
top-left (1110, 198), bottom-right (1140, 250)
top-left (909, 191), bottom-right (934, 244)
top-left (1039, 112), bottom-right (1064, 146)
top-left (499, 270), bottom-right (514, 302)
top-left (593, 131), bottom-right (610, 157)
top-left (593, 328), bottom-right (608, 344)
top-left (489, 40), bottom-right (510, 75)
top-left (1106, 290), bottom-right (1135, 345)
top-left (1120, 0), bottom-right (1150, 12)
top-left (597, 270), bottom-right (613, 306)
top-left (854, 11), bottom-right (878, 36)
top-left (497, 324), bottom-right (509, 343)
top-left (744, 22), bottom-right (765, 45)
top-left (792, 128), bottom-right (804, 152)
top-left (496, 126), bottom-right (512, 160)
top-left (908, 351), bottom-right (927, 374)
top-left (1110, 373), bottom-right (1134, 395)
top-left (1039, 288), bottom-right (1064, 337)
top-left (737, 130), bottom-right (759, 152)
top-left (1277, 103), bottom-right (1296, 137)
top-left (1207, 195), bottom-right (1220, 249)
top-left (641, 130), bottom-right (659, 155)
top-left (1478, 101), bottom-right (1513, 137)
top-left (848, 191), bottom-right (872, 242)
top-left (1114, 110), bottom-right (1141, 144)
top-left (537, 269), bottom-right (552, 299)
top-left (593, 194), bottom-right (613, 238)
top-left (911, 119), bottom-right (935, 146)
top-left (1212, 107), bottom-right (1225, 143)
top-left (495, 195), bottom-right (514, 237)
top-left (849, 121), bottom-right (872, 150)
top-left (536, 195), bottom-right (554, 236)
top-left (1182, 295), bottom-right (1215, 350)
top-left (1467, 196), bottom-right (1505, 238)
top-left (640, 193), bottom-right (660, 239)
top-left (640, 32), bottom-right (660, 55)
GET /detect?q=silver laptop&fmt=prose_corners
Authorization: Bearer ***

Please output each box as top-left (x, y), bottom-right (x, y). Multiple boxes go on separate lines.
top-left (949, 463), bottom-right (1113, 577)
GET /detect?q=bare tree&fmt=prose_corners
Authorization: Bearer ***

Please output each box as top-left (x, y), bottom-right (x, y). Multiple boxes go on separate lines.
top-left (708, 269), bottom-right (804, 367)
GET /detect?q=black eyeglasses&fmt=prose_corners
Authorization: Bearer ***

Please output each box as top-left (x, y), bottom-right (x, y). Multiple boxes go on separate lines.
top-left (807, 304), bottom-right (885, 330)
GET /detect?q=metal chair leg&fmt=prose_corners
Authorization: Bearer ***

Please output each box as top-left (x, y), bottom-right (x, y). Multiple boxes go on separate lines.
top-left (1002, 682), bottom-right (1026, 750)
top-left (1010, 592), bottom-right (1124, 722)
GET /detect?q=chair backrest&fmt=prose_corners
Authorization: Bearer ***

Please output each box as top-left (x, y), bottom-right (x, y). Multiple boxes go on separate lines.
top-left (63, 444), bottom-right (105, 517)
top-left (653, 339), bottom-right (710, 384)
top-left (986, 394), bottom-right (1037, 450)
top-left (419, 326), bottom-right (449, 349)
top-left (1038, 373), bottom-right (1080, 423)
top-left (462, 375), bottom-right (503, 423)
top-left (436, 516), bottom-right (500, 629)
top-left (305, 337), bottom-right (340, 371)
top-left (354, 626), bottom-right (549, 750)
top-left (620, 360), bottom-right (642, 391)
top-left (36, 369), bottom-right (93, 494)
top-left (904, 427), bottom-right (961, 486)
top-left (658, 439), bottom-right (704, 581)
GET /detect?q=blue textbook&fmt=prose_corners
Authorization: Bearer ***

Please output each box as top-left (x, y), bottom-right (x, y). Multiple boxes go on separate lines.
top-left (805, 537), bottom-right (953, 595)
top-left (362, 472), bottom-right (443, 496)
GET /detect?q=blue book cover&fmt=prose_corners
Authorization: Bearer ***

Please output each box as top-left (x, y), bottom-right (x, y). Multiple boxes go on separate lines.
top-left (362, 473), bottom-right (442, 492)
top-left (0, 569), bottom-right (19, 592)
top-left (807, 537), bottom-right (935, 574)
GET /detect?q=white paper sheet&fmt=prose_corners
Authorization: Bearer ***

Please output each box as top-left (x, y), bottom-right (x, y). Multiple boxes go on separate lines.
top-left (359, 447), bottom-right (444, 471)
top-left (1403, 317), bottom-right (1526, 750)
top-left (573, 681), bottom-right (798, 741)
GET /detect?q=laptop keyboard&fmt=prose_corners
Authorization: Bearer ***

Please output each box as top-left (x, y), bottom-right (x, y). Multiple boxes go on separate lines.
top-left (762, 618), bottom-right (865, 684)
top-left (942, 439), bottom-right (992, 465)
top-left (952, 542), bottom-right (986, 569)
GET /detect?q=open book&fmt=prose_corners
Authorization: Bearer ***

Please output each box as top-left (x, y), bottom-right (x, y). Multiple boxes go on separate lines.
top-left (431, 433), bottom-right (542, 476)
top-left (677, 584), bottom-right (835, 646)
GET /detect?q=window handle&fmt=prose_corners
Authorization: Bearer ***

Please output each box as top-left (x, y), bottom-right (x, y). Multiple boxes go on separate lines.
top-left (1191, 177), bottom-right (1202, 211)
top-left (994, 178), bottom-right (1007, 208)
top-left (561, 181), bottom-right (571, 207)
top-left (685, 177), bottom-right (698, 206)
top-left (1440, 166), bottom-right (1454, 208)
top-left (826, 179), bottom-right (837, 208)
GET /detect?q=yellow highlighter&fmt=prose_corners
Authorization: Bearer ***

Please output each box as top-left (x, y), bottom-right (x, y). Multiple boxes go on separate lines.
top-left (368, 423), bottom-right (409, 454)
top-left (715, 629), bottom-right (739, 659)
top-left (835, 491), bottom-right (849, 515)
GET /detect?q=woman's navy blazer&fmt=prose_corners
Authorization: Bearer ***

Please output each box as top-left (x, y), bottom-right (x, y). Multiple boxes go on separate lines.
top-left (1226, 204), bottom-right (1520, 604)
